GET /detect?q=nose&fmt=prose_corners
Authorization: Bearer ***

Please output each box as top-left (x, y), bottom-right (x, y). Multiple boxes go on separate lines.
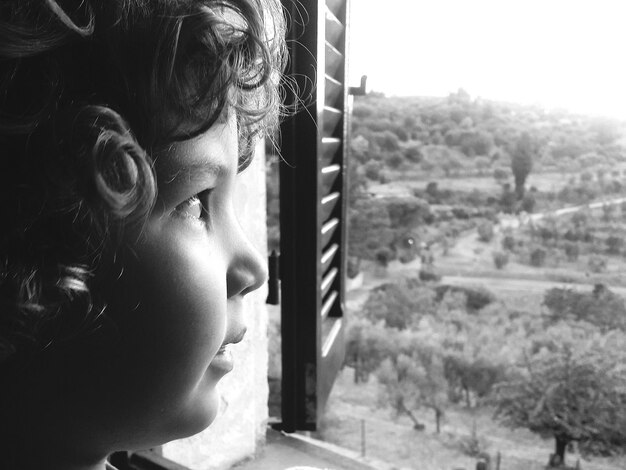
top-left (226, 223), bottom-right (268, 299)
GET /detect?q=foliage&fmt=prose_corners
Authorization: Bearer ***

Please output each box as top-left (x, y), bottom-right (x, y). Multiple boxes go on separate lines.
top-left (492, 250), bottom-right (509, 269)
top-left (587, 255), bottom-right (607, 273)
top-left (543, 286), bottom-right (626, 332)
top-left (511, 132), bottom-right (534, 199)
top-left (362, 278), bottom-right (436, 330)
top-left (375, 247), bottom-right (393, 267)
top-left (520, 192), bottom-right (536, 213)
top-left (530, 247), bottom-right (547, 267)
top-left (345, 317), bottom-right (398, 383)
top-left (558, 243), bottom-right (578, 264)
top-left (605, 235), bottom-right (624, 255)
top-left (493, 167), bottom-right (508, 183)
top-left (501, 234), bottom-right (516, 252)
top-left (477, 220), bottom-right (494, 242)
top-left (348, 195), bottom-right (433, 263)
top-left (434, 285), bottom-right (496, 311)
top-left (348, 197), bottom-right (395, 261)
top-left (493, 331), bottom-right (626, 464)
top-left (377, 345), bottom-right (448, 433)
top-left (419, 267), bottom-right (441, 282)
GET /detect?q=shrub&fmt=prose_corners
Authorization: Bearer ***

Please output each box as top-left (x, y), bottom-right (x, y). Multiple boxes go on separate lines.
top-left (501, 235), bottom-right (516, 252)
top-left (606, 235), bottom-right (624, 255)
top-left (385, 151), bottom-right (404, 169)
top-left (405, 144), bottom-right (423, 163)
top-left (477, 221), bottom-right (495, 243)
top-left (434, 285), bottom-right (495, 310)
top-left (493, 167), bottom-right (508, 182)
top-left (530, 247), bottom-right (547, 267)
top-left (521, 193), bottom-right (536, 213)
top-left (587, 255), bottom-right (607, 273)
top-left (419, 268), bottom-right (441, 282)
top-left (375, 247), bottom-right (393, 267)
top-left (563, 241), bottom-right (579, 261)
top-left (493, 251), bottom-right (509, 269)
top-left (364, 161), bottom-right (382, 180)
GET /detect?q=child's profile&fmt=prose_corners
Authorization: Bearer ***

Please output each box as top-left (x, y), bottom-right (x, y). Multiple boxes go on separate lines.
top-left (0, 1), bottom-right (284, 469)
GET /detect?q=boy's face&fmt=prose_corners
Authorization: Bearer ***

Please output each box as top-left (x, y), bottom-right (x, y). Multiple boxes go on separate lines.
top-left (80, 111), bottom-right (268, 449)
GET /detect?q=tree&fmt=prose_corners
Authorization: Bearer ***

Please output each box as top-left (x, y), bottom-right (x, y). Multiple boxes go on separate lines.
top-left (377, 348), bottom-right (449, 433)
top-left (511, 132), bottom-right (534, 199)
top-left (477, 220), bottom-right (494, 242)
top-left (493, 167), bottom-right (508, 184)
top-left (348, 197), bottom-right (395, 262)
top-left (474, 156), bottom-right (491, 175)
top-left (492, 251), bottom-right (509, 269)
top-left (543, 286), bottom-right (626, 332)
top-left (405, 143), bottom-right (423, 163)
top-left (345, 317), bottom-right (397, 383)
top-left (362, 279), bottom-right (436, 330)
top-left (385, 196), bottom-right (431, 230)
top-left (493, 334), bottom-right (626, 466)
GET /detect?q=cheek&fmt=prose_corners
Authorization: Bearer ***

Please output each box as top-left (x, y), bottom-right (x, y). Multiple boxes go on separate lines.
top-left (109, 226), bottom-right (228, 388)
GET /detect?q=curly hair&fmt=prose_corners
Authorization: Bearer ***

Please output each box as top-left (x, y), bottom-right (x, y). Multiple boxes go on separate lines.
top-left (0, 0), bottom-right (286, 363)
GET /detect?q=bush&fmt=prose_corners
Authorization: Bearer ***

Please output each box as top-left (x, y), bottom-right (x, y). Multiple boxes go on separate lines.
top-left (405, 144), bottom-right (423, 163)
top-left (375, 247), bottom-right (393, 267)
top-left (493, 251), bottom-right (509, 269)
top-left (364, 161), bottom-right (382, 180)
top-left (493, 167), bottom-right (508, 182)
top-left (530, 247), bottom-right (547, 267)
top-left (419, 268), bottom-right (441, 282)
top-left (477, 221), bottom-right (495, 243)
top-left (606, 235), bottom-right (624, 255)
top-left (501, 235), bottom-right (516, 252)
top-left (588, 255), bottom-right (607, 273)
top-left (563, 241), bottom-right (579, 261)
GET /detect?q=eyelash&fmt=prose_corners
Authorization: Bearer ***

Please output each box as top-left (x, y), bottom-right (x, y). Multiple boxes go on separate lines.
top-left (173, 190), bottom-right (211, 226)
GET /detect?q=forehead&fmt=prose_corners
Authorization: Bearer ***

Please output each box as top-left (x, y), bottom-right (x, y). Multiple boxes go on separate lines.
top-left (154, 111), bottom-right (238, 182)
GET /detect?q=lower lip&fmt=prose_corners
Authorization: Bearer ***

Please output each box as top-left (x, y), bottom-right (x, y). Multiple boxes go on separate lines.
top-left (209, 347), bottom-right (234, 374)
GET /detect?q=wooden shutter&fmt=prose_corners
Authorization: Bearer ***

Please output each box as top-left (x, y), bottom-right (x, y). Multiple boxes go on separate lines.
top-left (279, 0), bottom-right (351, 432)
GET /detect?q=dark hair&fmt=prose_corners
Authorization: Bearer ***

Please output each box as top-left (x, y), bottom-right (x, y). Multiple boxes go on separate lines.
top-left (0, 0), bottom-right (286, 363)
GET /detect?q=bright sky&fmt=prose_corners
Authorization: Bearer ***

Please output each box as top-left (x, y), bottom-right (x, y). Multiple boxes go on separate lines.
top-left (349, 0), bottom-right (626, 120)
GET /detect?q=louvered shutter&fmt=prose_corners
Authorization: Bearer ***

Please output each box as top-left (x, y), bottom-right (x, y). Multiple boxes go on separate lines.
top-left (279, 0), bottom-right (351, 432)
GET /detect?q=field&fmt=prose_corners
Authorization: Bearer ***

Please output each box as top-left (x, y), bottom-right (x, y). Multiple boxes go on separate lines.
top-left (320, 368), bottom-right (626, 470)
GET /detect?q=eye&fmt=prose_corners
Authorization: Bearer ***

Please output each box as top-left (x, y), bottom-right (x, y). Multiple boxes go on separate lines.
top-left (173, 190), bottom-right (211, 224)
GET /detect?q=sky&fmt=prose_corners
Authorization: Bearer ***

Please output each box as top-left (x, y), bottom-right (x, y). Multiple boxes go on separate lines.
top-left (349, 0), bottom-right (626, 120)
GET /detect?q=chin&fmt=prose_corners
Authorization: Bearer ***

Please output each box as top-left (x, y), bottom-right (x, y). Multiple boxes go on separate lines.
top-left (176, 387), bottom-right (221, 438)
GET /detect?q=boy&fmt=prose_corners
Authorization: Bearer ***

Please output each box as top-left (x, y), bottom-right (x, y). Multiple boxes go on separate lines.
top-left (0, 1), bottom-right (284, 469)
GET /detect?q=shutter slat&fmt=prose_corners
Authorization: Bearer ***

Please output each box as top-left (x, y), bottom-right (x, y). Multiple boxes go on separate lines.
top-left (325, 0), bottom-right (345, 22)
top-left (321, 137), bottom-right (341, 166)
top-left (325, 8), bottom-right (344, 48)
top-left (321, 267), bottom-right (338, 298)
top-left (320, 243), bottom-right (339, 274)
top-left (320, 192), bottom-right (340, 222)
top-left (321, 218), bottom-right (339, 248)
top-left (320, 290), bottom-right (338, 320)
top-left (321, 317), bottom-right (342, 357)
top-left (325, 76), bottom-right (342, 107)
top-left (320, 164), bottom-right (340, 193)
top-left (323, 106), bottom-right (342, 137)
top-left (325, 42), bottom-right (343, 81)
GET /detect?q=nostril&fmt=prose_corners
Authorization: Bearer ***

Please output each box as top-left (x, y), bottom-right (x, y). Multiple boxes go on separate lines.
top-left (227, 257), bottom-right (268, 298)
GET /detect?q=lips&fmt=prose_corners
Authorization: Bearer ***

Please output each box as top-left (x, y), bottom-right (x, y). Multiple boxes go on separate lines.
top-left (208, 327), bottom-right (247, 374)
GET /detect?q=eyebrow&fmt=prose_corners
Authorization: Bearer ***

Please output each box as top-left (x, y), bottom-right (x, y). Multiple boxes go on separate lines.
top-left (161, 159), bottom-right (228, 185)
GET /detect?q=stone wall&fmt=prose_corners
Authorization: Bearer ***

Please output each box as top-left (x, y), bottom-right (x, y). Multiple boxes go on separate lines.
top-left (163, 143), bottom-right (269, 469)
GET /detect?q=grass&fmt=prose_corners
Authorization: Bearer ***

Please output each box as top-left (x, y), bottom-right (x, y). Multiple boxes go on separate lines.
top-left (319, 369), bottom-right (626, 470)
